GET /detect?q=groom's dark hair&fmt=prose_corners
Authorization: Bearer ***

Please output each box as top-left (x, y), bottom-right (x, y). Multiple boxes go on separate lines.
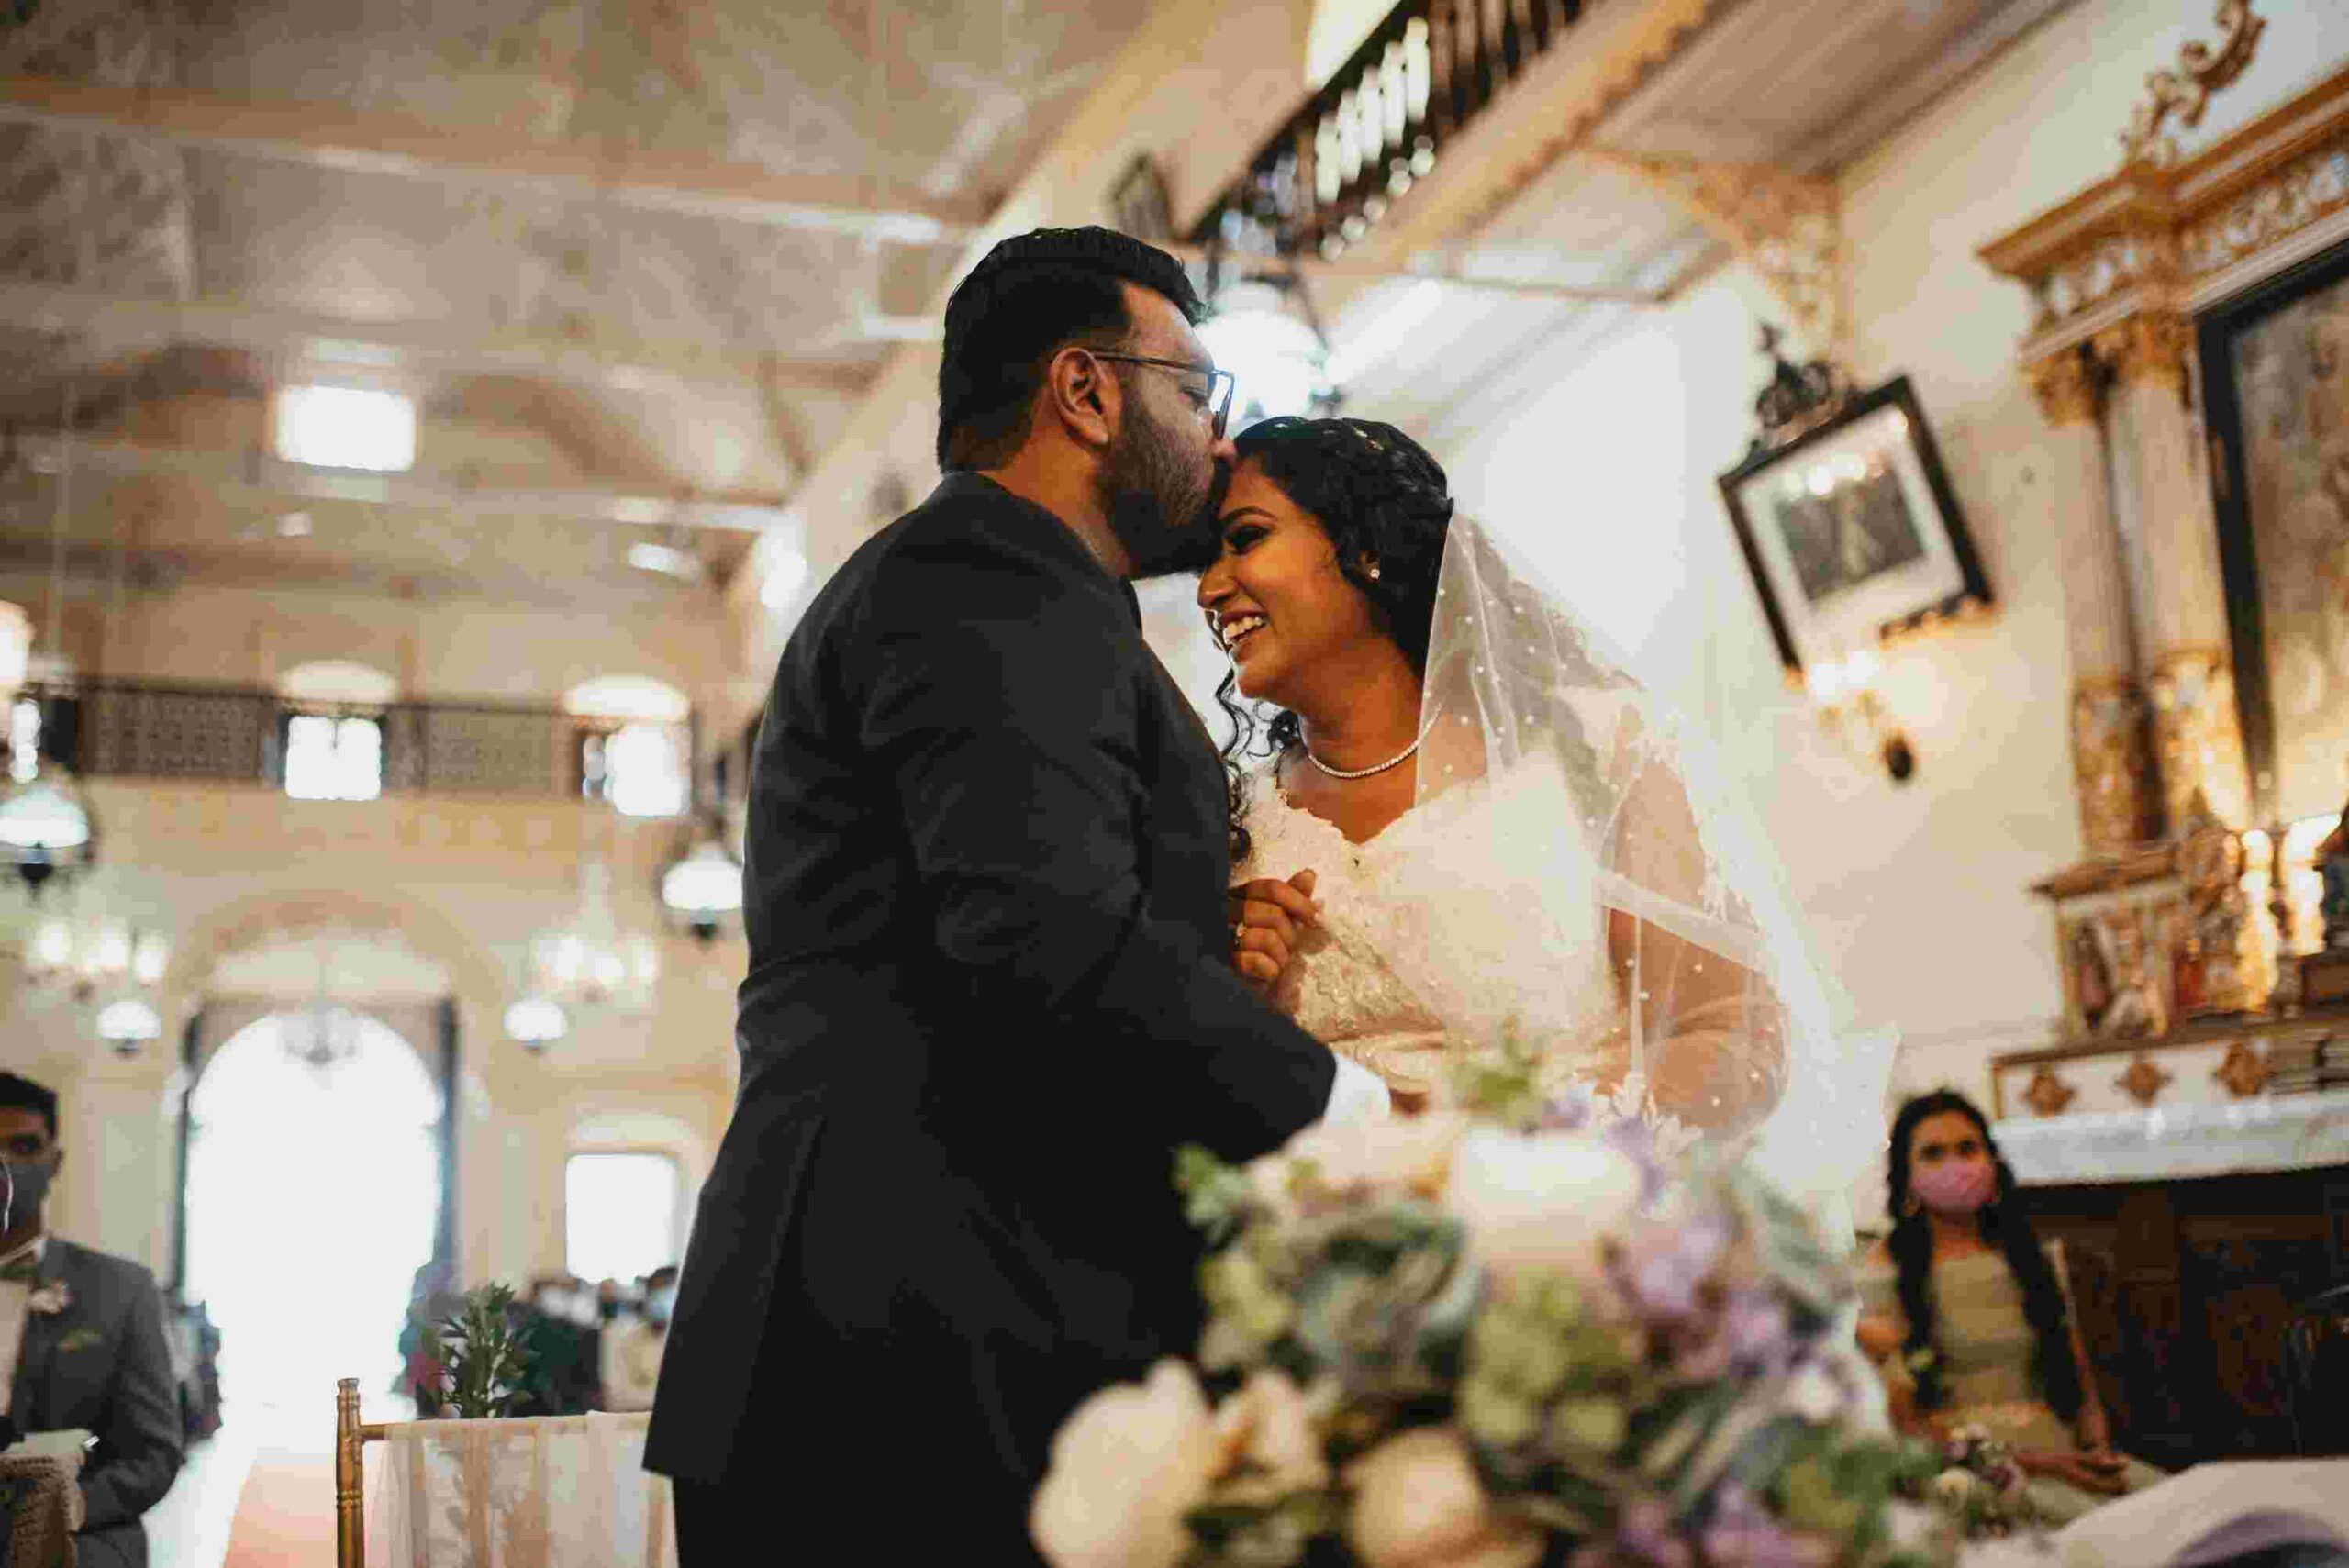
top-left (937, 226), bottom-right (1204, 471)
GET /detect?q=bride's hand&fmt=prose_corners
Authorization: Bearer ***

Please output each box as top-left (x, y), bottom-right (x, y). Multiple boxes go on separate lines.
top-left (1229, 869), bottom-right (1321, 987)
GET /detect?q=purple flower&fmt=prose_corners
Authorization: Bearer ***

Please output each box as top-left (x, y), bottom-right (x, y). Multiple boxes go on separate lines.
top-left (1544, 1082), bottom-right (1598, 1132)
top-left (1616, 1215), bottom-right (1734, 1324)
top-left (1607, 1493), bottom-right (1700, 1568)
top-left (1600, 1118), bottom-right (1672, 1207)
top-left (1683, 1289), bottom-right (1793, 1380)
top-left (1701, 1485), bottom-right (1835, 1568)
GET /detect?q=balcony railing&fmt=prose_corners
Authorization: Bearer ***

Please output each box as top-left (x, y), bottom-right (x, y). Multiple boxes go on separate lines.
top-left (6, 679), bottom-right (691, 802)
top-left (1191, 0), bottom-right (1586, 261)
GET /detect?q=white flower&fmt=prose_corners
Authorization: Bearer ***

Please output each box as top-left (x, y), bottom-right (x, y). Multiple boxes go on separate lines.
top-left (1031, 1361), bottom-right (1219, 1568)
top-left (1251, 1113), bottom-right (1472, 1208)
top-left (1344, 1427), bottom-right (1542, 1568)
top-left (1211, 1370), bottom-right (1329, 1503)
top-left (1442, 1129), bottom-right (1645, 1288)
top-left (1931, 1468), bottom-right (1983, 1505)
top-left (1781, 1362), bottom-right (1846, 1425)
top-left (24, 1283), bottom-right (70, 1317)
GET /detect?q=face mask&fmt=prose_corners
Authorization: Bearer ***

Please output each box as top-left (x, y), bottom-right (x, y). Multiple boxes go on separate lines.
top-left (536, 1291), bottom-right (573, 1321)
top-left (3, 1159), bottom-right (51, 1231)
top-left (646, 1287), bottom-right (677, 1326)
top-left (1910, 1158), bottom-right (1997, 1216)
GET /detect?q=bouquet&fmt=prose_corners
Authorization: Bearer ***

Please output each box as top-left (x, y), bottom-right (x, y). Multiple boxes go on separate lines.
top-left (1032, 1047), bottom-right (1943, 1568)
top-left (1904, 1426), bottom-right (2040, 1540)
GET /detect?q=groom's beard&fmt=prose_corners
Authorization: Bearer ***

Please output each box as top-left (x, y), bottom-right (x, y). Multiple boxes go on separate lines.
top-left (1101, 406), bottom-right (1223, 580)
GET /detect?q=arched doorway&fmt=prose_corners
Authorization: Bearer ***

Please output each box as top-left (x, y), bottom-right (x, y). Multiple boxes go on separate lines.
top-left (184, 1006), bottom-right (443, 1435)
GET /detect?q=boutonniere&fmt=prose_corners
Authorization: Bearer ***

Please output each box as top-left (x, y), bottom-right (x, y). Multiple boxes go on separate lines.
top-left (55, 1329), bottom-right (101, 1352)
top-left (26, 1282), bottom-right (72, 1317)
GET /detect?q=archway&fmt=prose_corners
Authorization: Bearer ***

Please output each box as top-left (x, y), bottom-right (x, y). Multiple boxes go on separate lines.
top-left (183, 1006), bottom-right (442, 1437)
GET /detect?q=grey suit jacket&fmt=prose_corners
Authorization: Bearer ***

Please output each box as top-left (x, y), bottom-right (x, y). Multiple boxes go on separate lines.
top-left (12, 1238), bottom-right (184, 1568)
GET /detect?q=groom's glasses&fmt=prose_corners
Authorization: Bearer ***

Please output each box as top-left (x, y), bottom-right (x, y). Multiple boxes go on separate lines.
top-left (1090, 352), bottom-right (1236, 440)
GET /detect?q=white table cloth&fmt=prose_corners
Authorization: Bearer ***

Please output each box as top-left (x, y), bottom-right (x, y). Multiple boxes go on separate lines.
top-left (366, 1410), bottom-right (677, 1568)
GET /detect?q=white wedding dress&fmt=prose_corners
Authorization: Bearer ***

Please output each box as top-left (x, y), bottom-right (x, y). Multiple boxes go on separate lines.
top-left (1234, 756), bottom-right (1627, 1104)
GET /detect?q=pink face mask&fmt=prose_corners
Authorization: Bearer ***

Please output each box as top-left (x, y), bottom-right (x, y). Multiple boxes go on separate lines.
top-left (1910, 1158), bottom-right (1997, 1216)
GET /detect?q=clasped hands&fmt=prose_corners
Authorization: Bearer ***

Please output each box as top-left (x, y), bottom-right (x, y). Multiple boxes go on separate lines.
top-left (1227, 869), bottom-right (1321, 987)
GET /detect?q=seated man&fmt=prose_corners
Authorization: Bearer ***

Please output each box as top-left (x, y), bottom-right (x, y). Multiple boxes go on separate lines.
top-left (0, 1071), bottom-right (183, 1568)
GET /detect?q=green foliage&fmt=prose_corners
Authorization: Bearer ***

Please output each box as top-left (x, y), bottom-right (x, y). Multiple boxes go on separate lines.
top-left (418, 1284), bottom-right (530, 1419)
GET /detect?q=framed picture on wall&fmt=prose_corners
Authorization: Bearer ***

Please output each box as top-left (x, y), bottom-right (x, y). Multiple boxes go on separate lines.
top-left (1715, 375), bottom-right (1991, 678)
top-left (2199, 239), bottom-right (2349, 828)
top-left (1108, 154), bottom-right (1174, 243)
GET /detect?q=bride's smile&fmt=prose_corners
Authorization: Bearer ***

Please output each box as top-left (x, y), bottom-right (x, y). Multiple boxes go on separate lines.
top-left (1197, 463), bottom-right (1407, 717)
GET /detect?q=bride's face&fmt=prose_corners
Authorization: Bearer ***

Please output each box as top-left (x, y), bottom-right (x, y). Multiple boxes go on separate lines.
top-left (1196, 461), bottom-right (1385, 706)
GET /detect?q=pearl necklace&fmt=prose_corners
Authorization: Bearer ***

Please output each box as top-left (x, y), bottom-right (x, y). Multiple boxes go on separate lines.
top-left (1303, 723), bottom-right (1431, 781)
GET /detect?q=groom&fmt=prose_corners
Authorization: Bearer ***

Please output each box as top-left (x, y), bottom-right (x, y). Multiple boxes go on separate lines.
top-left (647, 228), bottom-right (1370, 1562)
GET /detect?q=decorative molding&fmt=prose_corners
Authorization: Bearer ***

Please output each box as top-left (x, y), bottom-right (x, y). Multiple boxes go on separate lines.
top-left (1589, 150), bottom-right (1845, 355)
top-left (2117, 1051), bottom-right (2175, 1107)
top-left (2091, 310), bottom-right (2193, 393)
top-left (2148, 647), bottom-right (2253, 832)
top-left (2022, 1064), bottom-right (2079, 1118)
top-left (2179, 143), bottom-right (2349, 283)
top-left (2070, 678), bottom-right (2159, 856)
top-left (2213, 1039), bottom-right (2270, 1098)
top-left (2023, 346), bottom-right (2099, 427)
top-left (2118, 1), bottom-right (2267, 172)
top-left (1983, 67), bottom-right (2349, 361)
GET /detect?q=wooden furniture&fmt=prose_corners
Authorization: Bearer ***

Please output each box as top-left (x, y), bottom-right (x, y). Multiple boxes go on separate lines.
top-left (333, 1377), bottom-right (675, 1568)
top-left (2024, 1165), bottom-right (2349, 1468)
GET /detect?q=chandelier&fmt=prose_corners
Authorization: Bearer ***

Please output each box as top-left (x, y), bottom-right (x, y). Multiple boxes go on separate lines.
top-left (22, 877), bottom-right (169, 1001)
top-left (1196, 275), bottom-right (1338, 432)
top-left (503, 994), bottom-right (568, 1051)
top-left (1, 693), bottom-right (95, 892)
top-left (285, 1005), bottom-right (364, 1076)
top-left (529, 859), bottom-right (659, 1017)
top-left (660, 804), bottom-right (744, 942)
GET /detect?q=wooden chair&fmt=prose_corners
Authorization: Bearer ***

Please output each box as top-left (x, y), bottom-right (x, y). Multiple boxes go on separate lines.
top-left (334, 1376), bottom-right (675, 1568)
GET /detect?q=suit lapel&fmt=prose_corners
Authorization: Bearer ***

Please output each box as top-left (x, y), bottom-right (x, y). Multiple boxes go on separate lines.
top-left (10, 1242), bottom-right (64, 1427)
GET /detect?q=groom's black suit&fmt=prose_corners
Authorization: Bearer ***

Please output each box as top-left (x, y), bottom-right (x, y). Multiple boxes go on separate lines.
top-left (646, 473), bottom-right (1336, 1560)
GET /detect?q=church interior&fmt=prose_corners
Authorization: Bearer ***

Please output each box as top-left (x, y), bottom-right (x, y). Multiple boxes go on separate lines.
top-left (0, 0), bottom-right (2346, 1562)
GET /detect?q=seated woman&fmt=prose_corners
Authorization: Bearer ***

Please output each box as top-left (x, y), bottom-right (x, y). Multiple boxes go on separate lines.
top-left (1855, 1090), bottom-right (2162, 1524)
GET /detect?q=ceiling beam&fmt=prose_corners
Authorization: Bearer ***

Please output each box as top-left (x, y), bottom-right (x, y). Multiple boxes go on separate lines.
top-left (9, 434), bottom-right (789, 531)
top-left (0, 281), bottom-right (875, 399)
top-left (0, 74), bottom-right (989, 244)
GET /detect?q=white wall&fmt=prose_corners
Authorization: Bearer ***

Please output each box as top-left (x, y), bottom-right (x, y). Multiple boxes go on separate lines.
top-left (1370, 0), bottom-right (2349, 1103)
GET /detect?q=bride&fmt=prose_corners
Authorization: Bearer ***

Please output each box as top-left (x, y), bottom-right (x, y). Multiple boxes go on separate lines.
top-left (1196, 417), bottom-right (1867, 1200)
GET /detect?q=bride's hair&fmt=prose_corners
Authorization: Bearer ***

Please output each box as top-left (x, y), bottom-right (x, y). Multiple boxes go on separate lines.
top-left (1211, 417), bottom-right (1453, 860)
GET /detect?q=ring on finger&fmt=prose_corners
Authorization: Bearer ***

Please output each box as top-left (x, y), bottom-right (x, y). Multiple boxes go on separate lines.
top-left (1233, 921), bottom-right (1247, 947)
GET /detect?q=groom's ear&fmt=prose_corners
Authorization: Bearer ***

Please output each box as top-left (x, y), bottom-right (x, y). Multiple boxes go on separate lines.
top-left (1042, 344), bottom-right (1118, 452)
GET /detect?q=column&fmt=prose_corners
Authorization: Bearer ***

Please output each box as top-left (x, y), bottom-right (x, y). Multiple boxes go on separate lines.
top-left (2024, 344), bottom-right (2156, 854)
top-left (2094, 310), bottom-right (2254, 832)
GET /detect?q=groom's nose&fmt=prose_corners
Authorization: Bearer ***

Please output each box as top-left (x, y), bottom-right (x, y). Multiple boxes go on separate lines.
top-left (1209, 431), bottom-right (1238, 466)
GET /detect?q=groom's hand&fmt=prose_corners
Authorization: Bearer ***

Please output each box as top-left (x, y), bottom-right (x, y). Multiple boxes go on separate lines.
top-left (1229, 869), bottom-right (1321, 987)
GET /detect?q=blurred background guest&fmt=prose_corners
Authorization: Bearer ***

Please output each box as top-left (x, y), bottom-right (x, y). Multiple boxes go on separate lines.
top-left (1856, 1091), bottom-right (2162, 1522)
top-left (600, 1266), bottom-right (675, 1413)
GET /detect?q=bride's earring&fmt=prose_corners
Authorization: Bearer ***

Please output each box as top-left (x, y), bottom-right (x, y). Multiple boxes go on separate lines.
top-left (1364, 562), bottom-right (1382, 580)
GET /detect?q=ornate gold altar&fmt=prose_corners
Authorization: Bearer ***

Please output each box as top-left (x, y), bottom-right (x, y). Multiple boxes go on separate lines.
top-left (1981, 37), bottom-right (2349, 1087)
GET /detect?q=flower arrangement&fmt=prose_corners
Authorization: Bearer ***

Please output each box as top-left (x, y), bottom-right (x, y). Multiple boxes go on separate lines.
top-left (1908, 1426), bottom-right (2039, 1540)
top-left (1031, 1045), bottom-right (1945, 1568)
top-left (417, 1284), bottom-right (530, 1419)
